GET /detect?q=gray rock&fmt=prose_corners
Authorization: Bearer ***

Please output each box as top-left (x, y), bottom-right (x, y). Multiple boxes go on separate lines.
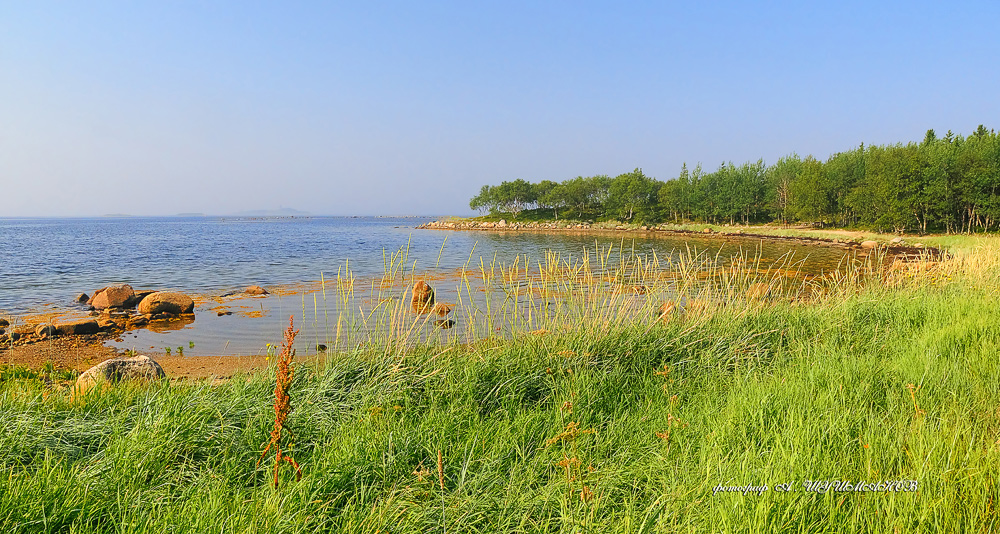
top-left (74, 355), bottom-right (166, 396)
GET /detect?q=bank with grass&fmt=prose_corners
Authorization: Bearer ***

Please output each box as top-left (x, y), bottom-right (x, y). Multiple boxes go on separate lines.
top-left (2, 236), bottom-right (999, 532)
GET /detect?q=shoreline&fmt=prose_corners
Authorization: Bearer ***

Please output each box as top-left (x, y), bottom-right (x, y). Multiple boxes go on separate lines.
top-left (416, 218), bottom-right (945, 259)
top-left (2, 220), bottom-right (948, 378)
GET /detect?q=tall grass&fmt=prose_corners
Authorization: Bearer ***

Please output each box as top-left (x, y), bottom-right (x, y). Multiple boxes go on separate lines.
top-left (2, 241), bottom-right (998, 532)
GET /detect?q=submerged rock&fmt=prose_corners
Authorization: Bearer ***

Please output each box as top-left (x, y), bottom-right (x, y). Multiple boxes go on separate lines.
top-left (245, 285), bottom-right (269, 295)
top-left (411, 281), bottom-right (435, 313)
top-left (431, 302), bottom-right (452, 316)
top-left (138, 292), bottom-right (195, 315)
top-left (434, 319), bottom-right (456, 329)
top-left (74, 355), bottom-right (166, 396)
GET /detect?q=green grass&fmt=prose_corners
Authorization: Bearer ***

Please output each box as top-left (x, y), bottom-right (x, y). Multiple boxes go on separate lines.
top-left (2, 247), bottom-right (1000, 532)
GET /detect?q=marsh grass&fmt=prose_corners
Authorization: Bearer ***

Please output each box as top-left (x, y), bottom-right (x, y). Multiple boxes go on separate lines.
top-left (2, 240), bottom-right (999, 532)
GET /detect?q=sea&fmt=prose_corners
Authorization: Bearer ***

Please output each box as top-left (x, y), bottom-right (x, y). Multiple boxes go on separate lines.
top-left (0, 216), bottom-right (852, 356)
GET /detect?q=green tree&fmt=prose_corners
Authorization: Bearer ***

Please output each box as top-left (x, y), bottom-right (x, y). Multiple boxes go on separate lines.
top-left (492, 179), bottom-right (537, 218)
top-left (533, 180), bottom-right (561, 219)
top-left (767, 155), bottom-right (801, 224)
top-left (608, 168), bottom-right (658, 222)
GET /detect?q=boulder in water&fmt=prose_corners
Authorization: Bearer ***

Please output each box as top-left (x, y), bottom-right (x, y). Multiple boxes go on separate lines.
top-left (431, 302), bottom-right (452, 316)
top-left (90, 285), bottom-right (136, 310)
top-left (411, 281), bottom-right (435, 313)
top-left (138, 292), bottom-right (195, 315)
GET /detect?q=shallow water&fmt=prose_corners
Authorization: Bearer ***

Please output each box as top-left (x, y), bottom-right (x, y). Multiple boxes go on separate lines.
top-left (1, 216), bottom-right (854, 356)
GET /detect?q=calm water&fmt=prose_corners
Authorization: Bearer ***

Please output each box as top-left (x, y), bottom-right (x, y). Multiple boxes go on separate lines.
top-left (0, 216), bottom-right (852, 356)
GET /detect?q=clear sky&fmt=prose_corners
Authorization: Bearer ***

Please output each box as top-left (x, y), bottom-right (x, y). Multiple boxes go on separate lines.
top-left (2, 1), bottom-right (998, 217)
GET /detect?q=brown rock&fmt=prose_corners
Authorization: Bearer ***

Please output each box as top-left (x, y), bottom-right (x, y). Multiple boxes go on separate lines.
top-left (35, 324), bottom-right (58, 338)
top-left (13, 324), bottom-right (35, 335)
top-left (74, 355), bottom-right (166, 396)
top-left (76, 293), bottom-right (90, 303)
top-left (411, 281), bottom-right (435, 313)
top-left (55, 319), bottom-right (100, 336)
top-left (97, 319), bottom-right (118, 330)
top-left (245, 285), bottom-right (269, 295)
top-left (434, 319), bottom-right (456, 329)
top-left (702, 228), bottom-right (713, 234)
top-left (126, 290), bottom-right (157, 308)
top-left (138, 292), bottom-right (195, 315)
top-left (0, 318), bottom-right (8, 328)
top-left (90, 284), bottom-right (136, 310)
top-left (431, 302), bottom-right (453, 316)
top-left (128, 316), bottom-right (149, 327)
top-left (860, 240), bottom-right (878, 249)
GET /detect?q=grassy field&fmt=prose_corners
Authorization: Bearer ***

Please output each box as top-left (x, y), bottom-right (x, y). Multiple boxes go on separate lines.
top-left (2, 235), bottom-right (999, 532)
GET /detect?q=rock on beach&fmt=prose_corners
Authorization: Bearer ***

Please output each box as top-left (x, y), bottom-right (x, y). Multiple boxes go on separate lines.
top-left (74, 355), bottom-right (166, 396)
top-left (55, 319), bottom-right (101, 336)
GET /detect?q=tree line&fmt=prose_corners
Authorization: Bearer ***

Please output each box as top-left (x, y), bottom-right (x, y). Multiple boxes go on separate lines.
top-left (469, 126), bottom-right (1000, 233)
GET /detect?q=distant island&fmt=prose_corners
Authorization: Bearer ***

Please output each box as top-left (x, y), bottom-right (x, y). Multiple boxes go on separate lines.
top-left (230, 208), bottom-right (310, 217)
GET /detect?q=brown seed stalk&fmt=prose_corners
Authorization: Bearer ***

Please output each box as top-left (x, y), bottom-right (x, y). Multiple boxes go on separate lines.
top-left (258, 316), bottom-right (302, 487)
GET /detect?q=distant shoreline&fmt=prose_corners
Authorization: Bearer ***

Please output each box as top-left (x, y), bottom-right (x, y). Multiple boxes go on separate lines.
top-left (416, 217), bottom-right (942, 258)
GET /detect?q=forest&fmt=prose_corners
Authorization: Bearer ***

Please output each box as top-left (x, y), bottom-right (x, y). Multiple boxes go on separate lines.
top-left (469, 126), bottom-right (1000, 233)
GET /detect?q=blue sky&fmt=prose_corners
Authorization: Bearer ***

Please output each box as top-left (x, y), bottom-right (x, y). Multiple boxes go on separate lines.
top-left (2, 1), bottom-right (998, 216)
